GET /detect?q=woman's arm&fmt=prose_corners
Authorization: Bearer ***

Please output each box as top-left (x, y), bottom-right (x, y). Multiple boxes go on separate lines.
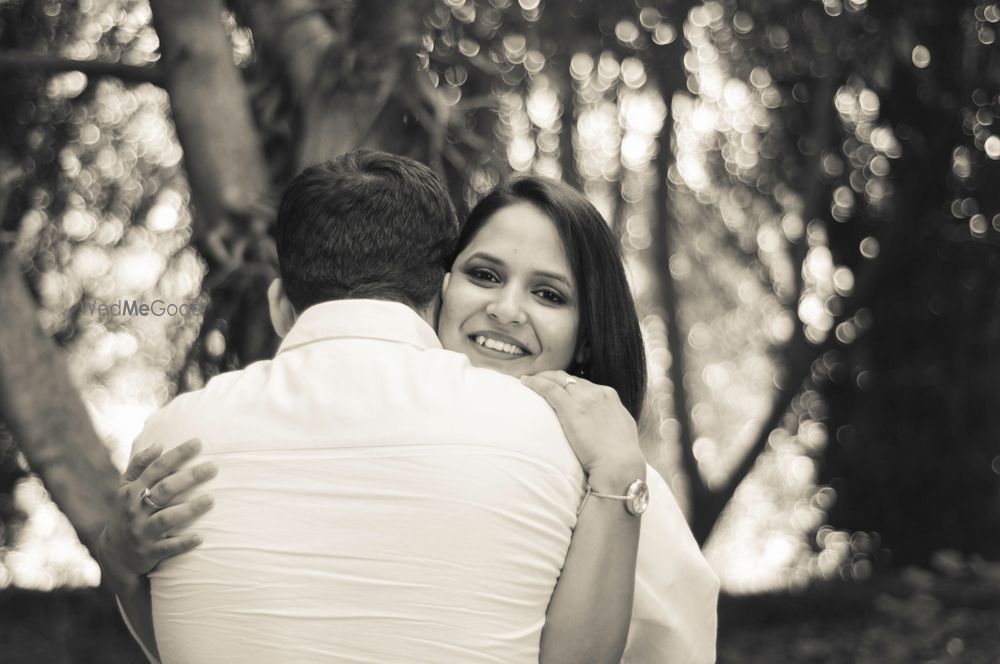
top-left (522, 372), bottom-right (646, 664)
top-left (98, 439), bottom-right (217, 661)
top-left (540, 460), bottom-right (645, 664)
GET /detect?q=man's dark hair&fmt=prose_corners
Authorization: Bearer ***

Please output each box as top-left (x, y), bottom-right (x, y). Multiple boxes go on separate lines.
top-left (276, 150), bottom-right (459, 312)
top-left (457, 176), bottom-right (647, 419)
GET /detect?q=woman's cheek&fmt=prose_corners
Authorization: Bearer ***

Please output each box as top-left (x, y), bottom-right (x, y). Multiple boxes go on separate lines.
top-left (538, 307), bottom-right (580, 364)
top-left (438, 280), bottom-right (475, 341)
top-left (445, 279), bottom-right (477, 314)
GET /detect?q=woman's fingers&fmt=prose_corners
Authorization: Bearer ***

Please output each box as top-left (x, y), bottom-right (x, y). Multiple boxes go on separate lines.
top-left (530, 370), bottom-right (591, 390)
top-left (146, 461), bottom-right (218, 509)
top-left (123, 442), bottom-right (164, 483)
top-left (523, 370), bottom-right (639, 476)
top-left (151, 534), bottom-right (205, 562)
top-left (138, 438), bottom-right (203, 489)
top-left (520, 374), bottom-right (575, 411)
top-left (142, 494), bottom-right (215, 539)
top-left (527, 371), bottom-right (614, 410)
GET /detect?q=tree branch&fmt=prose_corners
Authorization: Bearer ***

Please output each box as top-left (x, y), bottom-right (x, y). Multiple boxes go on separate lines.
top-left (558, 76), bottom-right (581, 190)
top-left (689, 18), bottom-right (850, 544)
top-left (0, 149), bottom-right (24, 236)
top-left (234, 0), bottom-right (343, 104)
top-left (694, 205), bottom-right (898, 544)
top-left (0, 52), bottom-right (165, 86)
top-left (692, 327), bottom-right (820, 544)
top-left (240, 0), bottom-right (437, 169)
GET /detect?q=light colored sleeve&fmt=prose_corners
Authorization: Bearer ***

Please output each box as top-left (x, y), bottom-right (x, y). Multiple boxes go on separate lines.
top-left (621, 465), bottom-right (720, 664)
top-left (114, 409), bottom-right (177, 663)
top-left (117, 596), bottom-right (161, 664)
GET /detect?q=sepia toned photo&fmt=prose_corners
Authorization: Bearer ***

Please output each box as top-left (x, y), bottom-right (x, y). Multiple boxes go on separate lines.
top-left (0, 0), bottom-right (997, 662)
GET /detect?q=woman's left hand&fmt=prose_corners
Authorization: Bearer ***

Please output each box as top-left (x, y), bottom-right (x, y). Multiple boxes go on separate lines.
top-left (98, 438), bottom-right (217, 580)
top-left (521, 370), bottom-right (645, 487)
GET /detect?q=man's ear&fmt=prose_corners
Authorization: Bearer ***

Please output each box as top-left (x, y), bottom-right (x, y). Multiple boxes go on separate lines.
top-left (267, 278), bottom-right (297, 338)
top-left (442, 272), bottom-right (451, 295)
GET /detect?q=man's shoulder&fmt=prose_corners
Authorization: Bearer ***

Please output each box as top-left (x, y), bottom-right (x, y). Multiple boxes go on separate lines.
top-left (135, 359), bottom-right (272, 453)
top-left (412, 350), bottom-right (577, 467)
top-left (422, 350), bottom-right (562, 426)
top-left (163, 359), bottom-right (271, 412)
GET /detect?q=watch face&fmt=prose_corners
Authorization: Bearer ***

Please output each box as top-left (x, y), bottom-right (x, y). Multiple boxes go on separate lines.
top-left (627, 480), bottom-right (650, 516)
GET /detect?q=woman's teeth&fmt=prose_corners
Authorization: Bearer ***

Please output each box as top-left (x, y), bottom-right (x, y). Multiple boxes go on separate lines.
top-left (474, 335), bottom-right (526, 356)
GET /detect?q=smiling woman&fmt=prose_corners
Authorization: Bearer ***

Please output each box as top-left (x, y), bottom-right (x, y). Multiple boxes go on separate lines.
top-left (438, 176), bottom-right (647, 419)
top-left (440, 201), bottom-right (582, 378)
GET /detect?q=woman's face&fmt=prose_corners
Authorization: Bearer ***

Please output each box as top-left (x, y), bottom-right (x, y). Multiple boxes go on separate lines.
top-left (438, 202), bottom-right (581, 378)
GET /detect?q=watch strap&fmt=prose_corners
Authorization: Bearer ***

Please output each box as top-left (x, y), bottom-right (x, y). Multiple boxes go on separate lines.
top-left (576, 479), bottom-right (646, 516)
top-left (588, 488), bottom-right (630, 501)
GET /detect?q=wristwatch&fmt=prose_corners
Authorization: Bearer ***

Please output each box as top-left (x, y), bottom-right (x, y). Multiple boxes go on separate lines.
top-left (581, 478), bottom-right (650, 516)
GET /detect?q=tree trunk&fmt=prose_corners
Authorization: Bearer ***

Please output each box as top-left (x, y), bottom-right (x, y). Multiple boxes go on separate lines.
top-left (150, 0), bottom-right (279, 377)
top-left (0, 1), bottom-right (279, 565)
top-left (0, 248), bottom-right (119, 558)
top-left (149, 0), bottom-right (273, 274)
top-left (648, 29), bottom-right (715, 537)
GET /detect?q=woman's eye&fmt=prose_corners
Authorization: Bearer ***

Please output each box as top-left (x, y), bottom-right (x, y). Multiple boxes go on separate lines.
top-left (536, 288), bottom-right (566, 305)
top-left (467, 267), bottom-right (500, 284)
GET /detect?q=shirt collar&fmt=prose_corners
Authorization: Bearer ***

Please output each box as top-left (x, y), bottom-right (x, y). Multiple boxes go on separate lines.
top-left (276, 299), bottom-right (442, 355)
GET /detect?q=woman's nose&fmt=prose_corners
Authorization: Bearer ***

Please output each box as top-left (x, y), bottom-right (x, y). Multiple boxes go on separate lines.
top-left (486, 288), bottom-right (527, 325)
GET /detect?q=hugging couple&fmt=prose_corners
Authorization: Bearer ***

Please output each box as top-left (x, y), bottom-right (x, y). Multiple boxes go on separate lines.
top-left (98, 150), bottom-right (719, 663)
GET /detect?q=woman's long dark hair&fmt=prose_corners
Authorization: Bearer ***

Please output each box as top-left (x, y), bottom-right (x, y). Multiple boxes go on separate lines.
top-left (456, 176), bottom-right (647, 418)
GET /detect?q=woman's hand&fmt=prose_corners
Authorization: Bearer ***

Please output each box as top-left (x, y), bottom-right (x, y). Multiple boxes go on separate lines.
top-left (521, 370), bottom-right (645, 491)
top-left (98, 438), bottom-right (217, 580)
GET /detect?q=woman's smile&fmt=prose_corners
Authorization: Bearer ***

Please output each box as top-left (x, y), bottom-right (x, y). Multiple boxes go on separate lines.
top-left (438, 202), bottom-right (580, 377)
top-left (468, 332), bottom-right (530, 357)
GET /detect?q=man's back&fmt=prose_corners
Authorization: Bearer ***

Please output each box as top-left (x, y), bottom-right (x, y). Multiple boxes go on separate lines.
top-left (136, 300), bottom-right (584, 663)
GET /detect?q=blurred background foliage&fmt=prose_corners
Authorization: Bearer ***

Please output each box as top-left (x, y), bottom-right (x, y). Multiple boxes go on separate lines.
top-left (0, 0), bottom-right (998, 660)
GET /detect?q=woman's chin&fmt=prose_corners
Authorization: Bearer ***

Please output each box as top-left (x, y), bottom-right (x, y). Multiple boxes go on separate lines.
top-left (466, 355), bottom-right (529, 377)
top-left (465, 354), bottom-right (569, 379)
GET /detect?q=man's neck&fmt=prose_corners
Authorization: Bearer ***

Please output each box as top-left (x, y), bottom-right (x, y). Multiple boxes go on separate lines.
top-left (320, 297), bottom-right (438, 329)
top-left (414, 302), bottom-right (437, 329)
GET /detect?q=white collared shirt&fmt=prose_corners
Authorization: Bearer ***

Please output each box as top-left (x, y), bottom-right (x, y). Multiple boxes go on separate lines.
top-left (130, 299), bottom-right (717, 663)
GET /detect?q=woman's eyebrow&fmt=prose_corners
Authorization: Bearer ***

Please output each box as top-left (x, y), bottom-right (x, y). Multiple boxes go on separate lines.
top-left (464, 251), bottom-right (506, 267)
top-left (532, 270), bottom-right (574, 292)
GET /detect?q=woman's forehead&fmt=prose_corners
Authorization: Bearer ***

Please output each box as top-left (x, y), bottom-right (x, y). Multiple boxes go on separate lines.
top-left (462, 203), bottom-right (570, 274)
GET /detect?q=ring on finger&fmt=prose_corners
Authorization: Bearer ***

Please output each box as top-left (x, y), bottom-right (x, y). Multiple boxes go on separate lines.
top-left (563, 376), bottom-right (578, 387)
top-left (140, 486), bottom-right (164, 511)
